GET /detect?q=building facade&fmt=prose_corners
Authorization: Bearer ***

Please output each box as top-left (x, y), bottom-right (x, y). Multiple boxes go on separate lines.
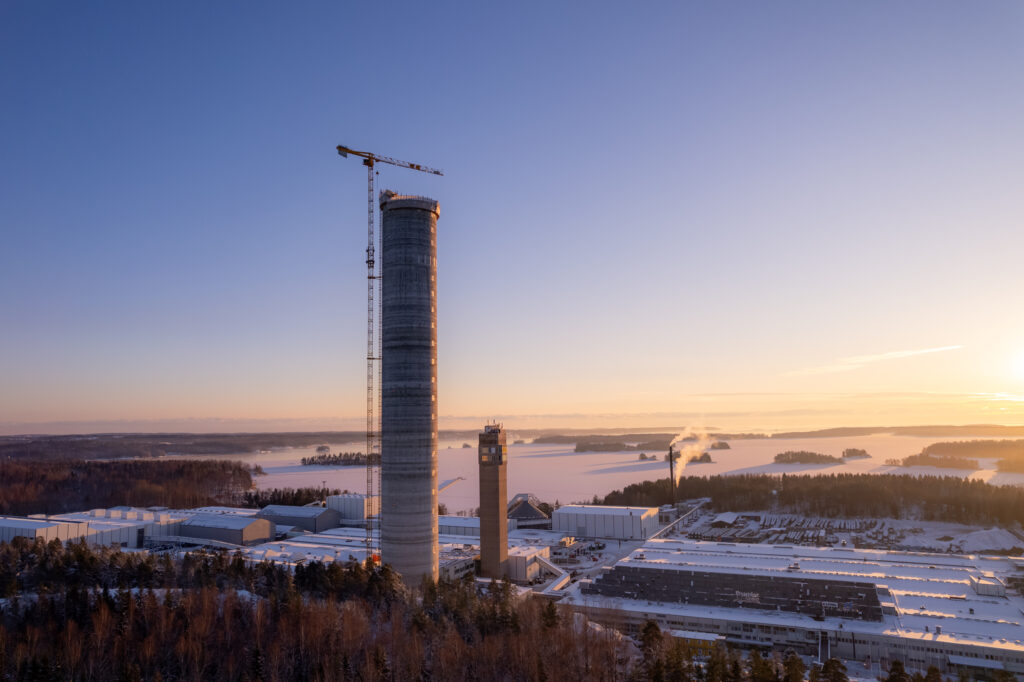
top-left (552, 505), bottom-right (659, 540)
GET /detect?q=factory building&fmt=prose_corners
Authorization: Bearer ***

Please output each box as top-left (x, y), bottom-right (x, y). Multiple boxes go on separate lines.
top-left (552, 505), bottom-right (659, 540)
top-left (179, 514), bottom-right (275, 546)
top-left (0, 516), bottom-right (85, 543)
top-left (44, 508), bottom-right (184, 548)
top-left (256, 505), bottom-right (340, 533)
top-left (438, 515), bottom-right (519, 537)
top-left (379, 190), bottom-right (441, 583)
top-left (0, 508), bottom-right (188, 548)
top-left (563, 539), bottom-right (1024, 678)
top-left (327, 493), bottom-right (378, 523)
top-left (479, 423), bottom-right (509, 578)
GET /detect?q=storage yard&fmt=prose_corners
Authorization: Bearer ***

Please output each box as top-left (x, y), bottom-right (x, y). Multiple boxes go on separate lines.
top-left (674, 506), bottom-right (1024, 554)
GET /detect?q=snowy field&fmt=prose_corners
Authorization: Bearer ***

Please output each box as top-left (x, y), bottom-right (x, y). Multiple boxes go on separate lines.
top-left (174, 433), bottom-right (1024, 515)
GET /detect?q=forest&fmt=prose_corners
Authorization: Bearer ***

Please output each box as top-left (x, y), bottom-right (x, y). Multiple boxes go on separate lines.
top-left (0, 538), bottom-right (631, 681)
top-left (890, 453), bottom-right (979, 470)
top-left (920, 439), bottom-right (1024, 472)
top-left (599, 473), bottom-right (1024, 526)
top-left (0, 459), bottom-right (343, 515)
top-left (773, 451), bottom-right (842, 465)
top-left (0, 459), bottom-right (258, 515)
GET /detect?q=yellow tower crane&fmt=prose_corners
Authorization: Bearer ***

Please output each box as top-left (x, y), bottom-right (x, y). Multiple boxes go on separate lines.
top-left (336, 144), bottom-right (443, 557)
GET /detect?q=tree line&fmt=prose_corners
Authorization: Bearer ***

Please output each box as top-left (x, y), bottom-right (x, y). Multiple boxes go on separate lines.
top-left (238, 487), bottom-right (343, 508)
top-left (600, 473), bottom-right (1024, 526)
top-left (888, 453), bottom-right (980, 470)
top-left (0, 432), bottom-right (364, 460)
top-left (300, 452), bottom-right (379, 466)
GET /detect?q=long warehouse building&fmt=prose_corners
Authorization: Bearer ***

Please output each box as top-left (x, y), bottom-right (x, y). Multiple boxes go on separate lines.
top-left (563, 538), bottom-right (1024, 679)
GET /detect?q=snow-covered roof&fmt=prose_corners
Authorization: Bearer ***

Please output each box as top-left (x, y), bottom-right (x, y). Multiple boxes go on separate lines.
top-left (191, 506), bottom-right (259, 516)
top-left (182, 514), bottom-right (267, 531)
top-left (554, 505), bottom-right (658, 517)
top-left (0, 516), bottom-right (63, 529)
top-left (508, 543), bottom-right (548, 558)
top-left (568, 538), bottom-right (1024, 651)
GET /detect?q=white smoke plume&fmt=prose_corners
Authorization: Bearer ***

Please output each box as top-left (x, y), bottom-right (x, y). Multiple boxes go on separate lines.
top-left (668, 424), bottom-right (714, 482)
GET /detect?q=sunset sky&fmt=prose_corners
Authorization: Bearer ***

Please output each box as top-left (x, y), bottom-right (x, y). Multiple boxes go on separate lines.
top-left (2, 2), bottom-right (1023, 434)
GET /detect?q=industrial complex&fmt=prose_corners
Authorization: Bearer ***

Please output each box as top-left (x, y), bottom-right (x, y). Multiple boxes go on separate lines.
top-left (562, 537), bottom-right (1024, 678)
top-left (5, 481), bottom-right (1024, 678)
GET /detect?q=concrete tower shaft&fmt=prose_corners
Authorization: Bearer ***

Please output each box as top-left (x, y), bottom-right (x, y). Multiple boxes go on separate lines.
top-left (380, 190), bottom-right (440, 583)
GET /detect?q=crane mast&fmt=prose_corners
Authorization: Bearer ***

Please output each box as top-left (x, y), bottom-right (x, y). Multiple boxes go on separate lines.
top-left (337, 144), bottom-right (442, 559)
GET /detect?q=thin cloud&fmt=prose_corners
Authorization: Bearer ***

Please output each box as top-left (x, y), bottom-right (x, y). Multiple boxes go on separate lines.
top-left (788, 345), bottom-right (962, 376)
top-left (972, 392), bottom-right (1024, 403)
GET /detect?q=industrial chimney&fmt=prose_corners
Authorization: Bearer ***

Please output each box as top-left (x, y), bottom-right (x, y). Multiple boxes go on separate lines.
top-left (380, 190), bottom-right (440, 583)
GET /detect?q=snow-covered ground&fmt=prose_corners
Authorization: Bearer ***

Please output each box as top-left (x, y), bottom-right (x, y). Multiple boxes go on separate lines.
top-left (173, 433), bottom-right (1024, 515)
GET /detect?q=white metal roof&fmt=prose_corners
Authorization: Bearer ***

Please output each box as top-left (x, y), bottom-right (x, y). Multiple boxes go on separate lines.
top-left (554, 505), bottom-right (658, 517)
top-left (574, 538), bottom-right (1024, 650)
top-left (0, 516), bottom-right (63, 529)
top-left (182, 514), bottom-right (267, 530)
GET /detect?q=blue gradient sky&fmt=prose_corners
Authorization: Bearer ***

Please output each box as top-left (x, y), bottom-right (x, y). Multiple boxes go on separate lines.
top-left (2, 2), bottom-right (1023, 434)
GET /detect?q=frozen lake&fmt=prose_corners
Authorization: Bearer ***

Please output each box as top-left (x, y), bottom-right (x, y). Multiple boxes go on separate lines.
top-left (177, 433), bottom-right (1024, 515)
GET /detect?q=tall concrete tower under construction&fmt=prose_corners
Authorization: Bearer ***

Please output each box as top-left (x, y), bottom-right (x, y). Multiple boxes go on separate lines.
top-left (380, 189), bottom-right (440, 583)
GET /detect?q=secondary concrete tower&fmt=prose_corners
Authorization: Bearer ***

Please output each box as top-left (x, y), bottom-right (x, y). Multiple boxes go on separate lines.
top-left (380, 190), bottom-right (440, 583)
top-left (478, 423), bottom-right (508, 579)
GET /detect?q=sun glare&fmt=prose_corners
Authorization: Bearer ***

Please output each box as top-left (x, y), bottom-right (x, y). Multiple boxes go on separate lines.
top-left (1014, 351), bottom-right (1024, 381)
